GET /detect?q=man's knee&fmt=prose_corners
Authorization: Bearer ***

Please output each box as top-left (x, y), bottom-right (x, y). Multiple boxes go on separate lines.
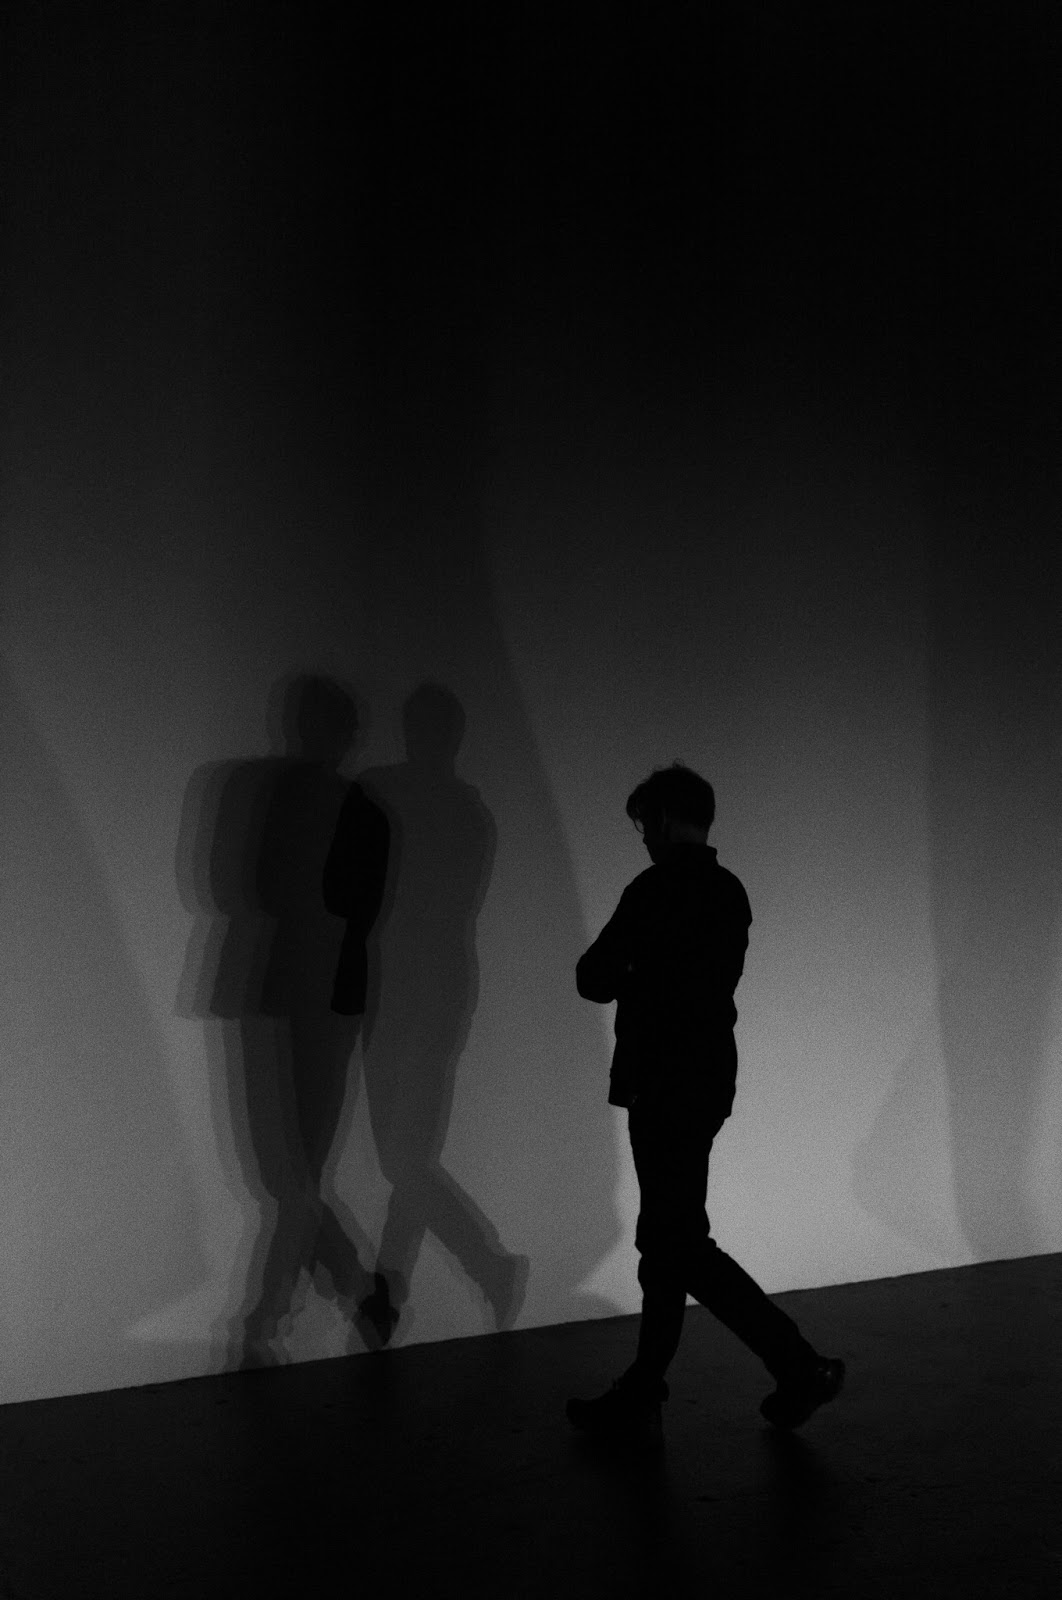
top-left (637, 1211), bottom-right (714, 1281)
top-left (637, 1249), bottom-right (684, 1297)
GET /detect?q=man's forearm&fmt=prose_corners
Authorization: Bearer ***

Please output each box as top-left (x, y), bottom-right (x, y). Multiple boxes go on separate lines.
top-left (576, 907), bottom-right (633, 1002)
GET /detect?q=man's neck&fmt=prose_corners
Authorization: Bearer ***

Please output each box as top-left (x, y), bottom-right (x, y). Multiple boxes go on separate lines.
top-left (667, 821), bottom-right (708, 847)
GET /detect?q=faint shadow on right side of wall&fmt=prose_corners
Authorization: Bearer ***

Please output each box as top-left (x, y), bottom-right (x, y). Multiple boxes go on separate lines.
top-left (853, 477), bottom-right (1062, 1264)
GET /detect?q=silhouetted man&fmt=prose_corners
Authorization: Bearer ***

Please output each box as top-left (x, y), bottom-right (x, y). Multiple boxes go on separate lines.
top-left (567, 763), bottom-right (844, 1435)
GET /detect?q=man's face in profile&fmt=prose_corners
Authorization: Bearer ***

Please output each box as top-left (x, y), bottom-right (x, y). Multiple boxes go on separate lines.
top-left (635, 811), bottom-right (669, 866)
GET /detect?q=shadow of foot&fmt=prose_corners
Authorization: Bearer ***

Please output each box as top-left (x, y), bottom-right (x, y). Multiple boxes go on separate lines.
top-left (353, 1273), bottom-right (402, 1350)
top-left (483, 1251), bottom-right (531, 1331)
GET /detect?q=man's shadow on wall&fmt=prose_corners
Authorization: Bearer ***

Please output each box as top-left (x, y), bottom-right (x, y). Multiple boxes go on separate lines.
top-left (177, 672), bottom-right (382, 1364)
top-left (177, 673), bottom-right (528, 1364)
top-left (355, 682), bottom-right (530, 1338)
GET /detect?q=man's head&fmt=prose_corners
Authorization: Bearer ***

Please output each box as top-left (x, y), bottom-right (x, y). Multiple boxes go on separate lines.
top-left (626, 762), bottom-right (715, 863)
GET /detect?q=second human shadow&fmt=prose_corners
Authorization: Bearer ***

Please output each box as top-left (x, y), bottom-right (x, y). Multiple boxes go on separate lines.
top-left (345, 682), bottom-right (530, 1342)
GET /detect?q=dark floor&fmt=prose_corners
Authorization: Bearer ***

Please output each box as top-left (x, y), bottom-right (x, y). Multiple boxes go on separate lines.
top-left (1, 1254), bottom-right (1060, 1598)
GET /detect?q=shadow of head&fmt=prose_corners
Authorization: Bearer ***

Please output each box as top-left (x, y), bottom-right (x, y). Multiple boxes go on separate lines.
top-left (268, 671), bottom-right (364, 765)
top-left (175, 668), bottom-right (366, 1014)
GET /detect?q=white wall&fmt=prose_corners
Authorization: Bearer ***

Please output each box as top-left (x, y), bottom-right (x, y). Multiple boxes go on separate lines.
top-left (3, 3), bottom-right (1060, 1403)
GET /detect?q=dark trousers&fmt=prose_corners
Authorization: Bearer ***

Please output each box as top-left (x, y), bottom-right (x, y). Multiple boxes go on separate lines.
top-left (628, 1089), bottom-right (816, 1389)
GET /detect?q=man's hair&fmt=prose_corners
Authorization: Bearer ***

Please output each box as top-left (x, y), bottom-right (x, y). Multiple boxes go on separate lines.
top-left (626, 762), bottom-right (716, 832)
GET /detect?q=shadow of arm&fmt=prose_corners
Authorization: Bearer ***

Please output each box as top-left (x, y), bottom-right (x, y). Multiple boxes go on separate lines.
top-left (323, 784), bottom-right (391, 935)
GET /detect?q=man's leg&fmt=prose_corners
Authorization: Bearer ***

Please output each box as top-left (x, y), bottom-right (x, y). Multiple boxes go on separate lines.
top-left (684, 1237), bottom-right (817, 1377)
top-left (626, 1094), bottom-right (719, 1390)
top-left (567, 1092), bottom-right (843, 1433)
top-left (626, 1095), bottom-right (841, 1424)
top-left (567, 1094), bottom-right (715, 1435)
top-left (669, 1121), bottom-right (845, 1427)
top-left (564, 1098), bottom-right (688, 1435)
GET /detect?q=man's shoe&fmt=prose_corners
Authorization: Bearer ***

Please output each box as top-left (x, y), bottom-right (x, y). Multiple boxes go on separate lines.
top-left (566, 1374), bottom-right (667, 1439)
top-left (760, 1357), bottom-right (845, 1429)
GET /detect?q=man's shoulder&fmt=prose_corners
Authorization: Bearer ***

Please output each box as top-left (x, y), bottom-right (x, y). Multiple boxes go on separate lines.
top-left (675, 849), bottom-right (752, 924)
top-left (620, 852), bottom-right (750, 915)
top-left (713, 858), bottom-right (748, 894)
top-left (712, 860), bottom-right (752, 922)
top-left (621, 864), bottom-right (663, 899)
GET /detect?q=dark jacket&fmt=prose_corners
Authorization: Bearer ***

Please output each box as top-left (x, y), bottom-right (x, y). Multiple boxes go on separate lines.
top-left (322, 783), bottom-right (390, 1015)
top-left (576, 843), bottom-right (751, 1109)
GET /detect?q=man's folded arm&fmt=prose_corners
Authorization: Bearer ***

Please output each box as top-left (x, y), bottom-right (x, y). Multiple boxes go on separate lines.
top-left (576, 893), bottom-right (636, 1002)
